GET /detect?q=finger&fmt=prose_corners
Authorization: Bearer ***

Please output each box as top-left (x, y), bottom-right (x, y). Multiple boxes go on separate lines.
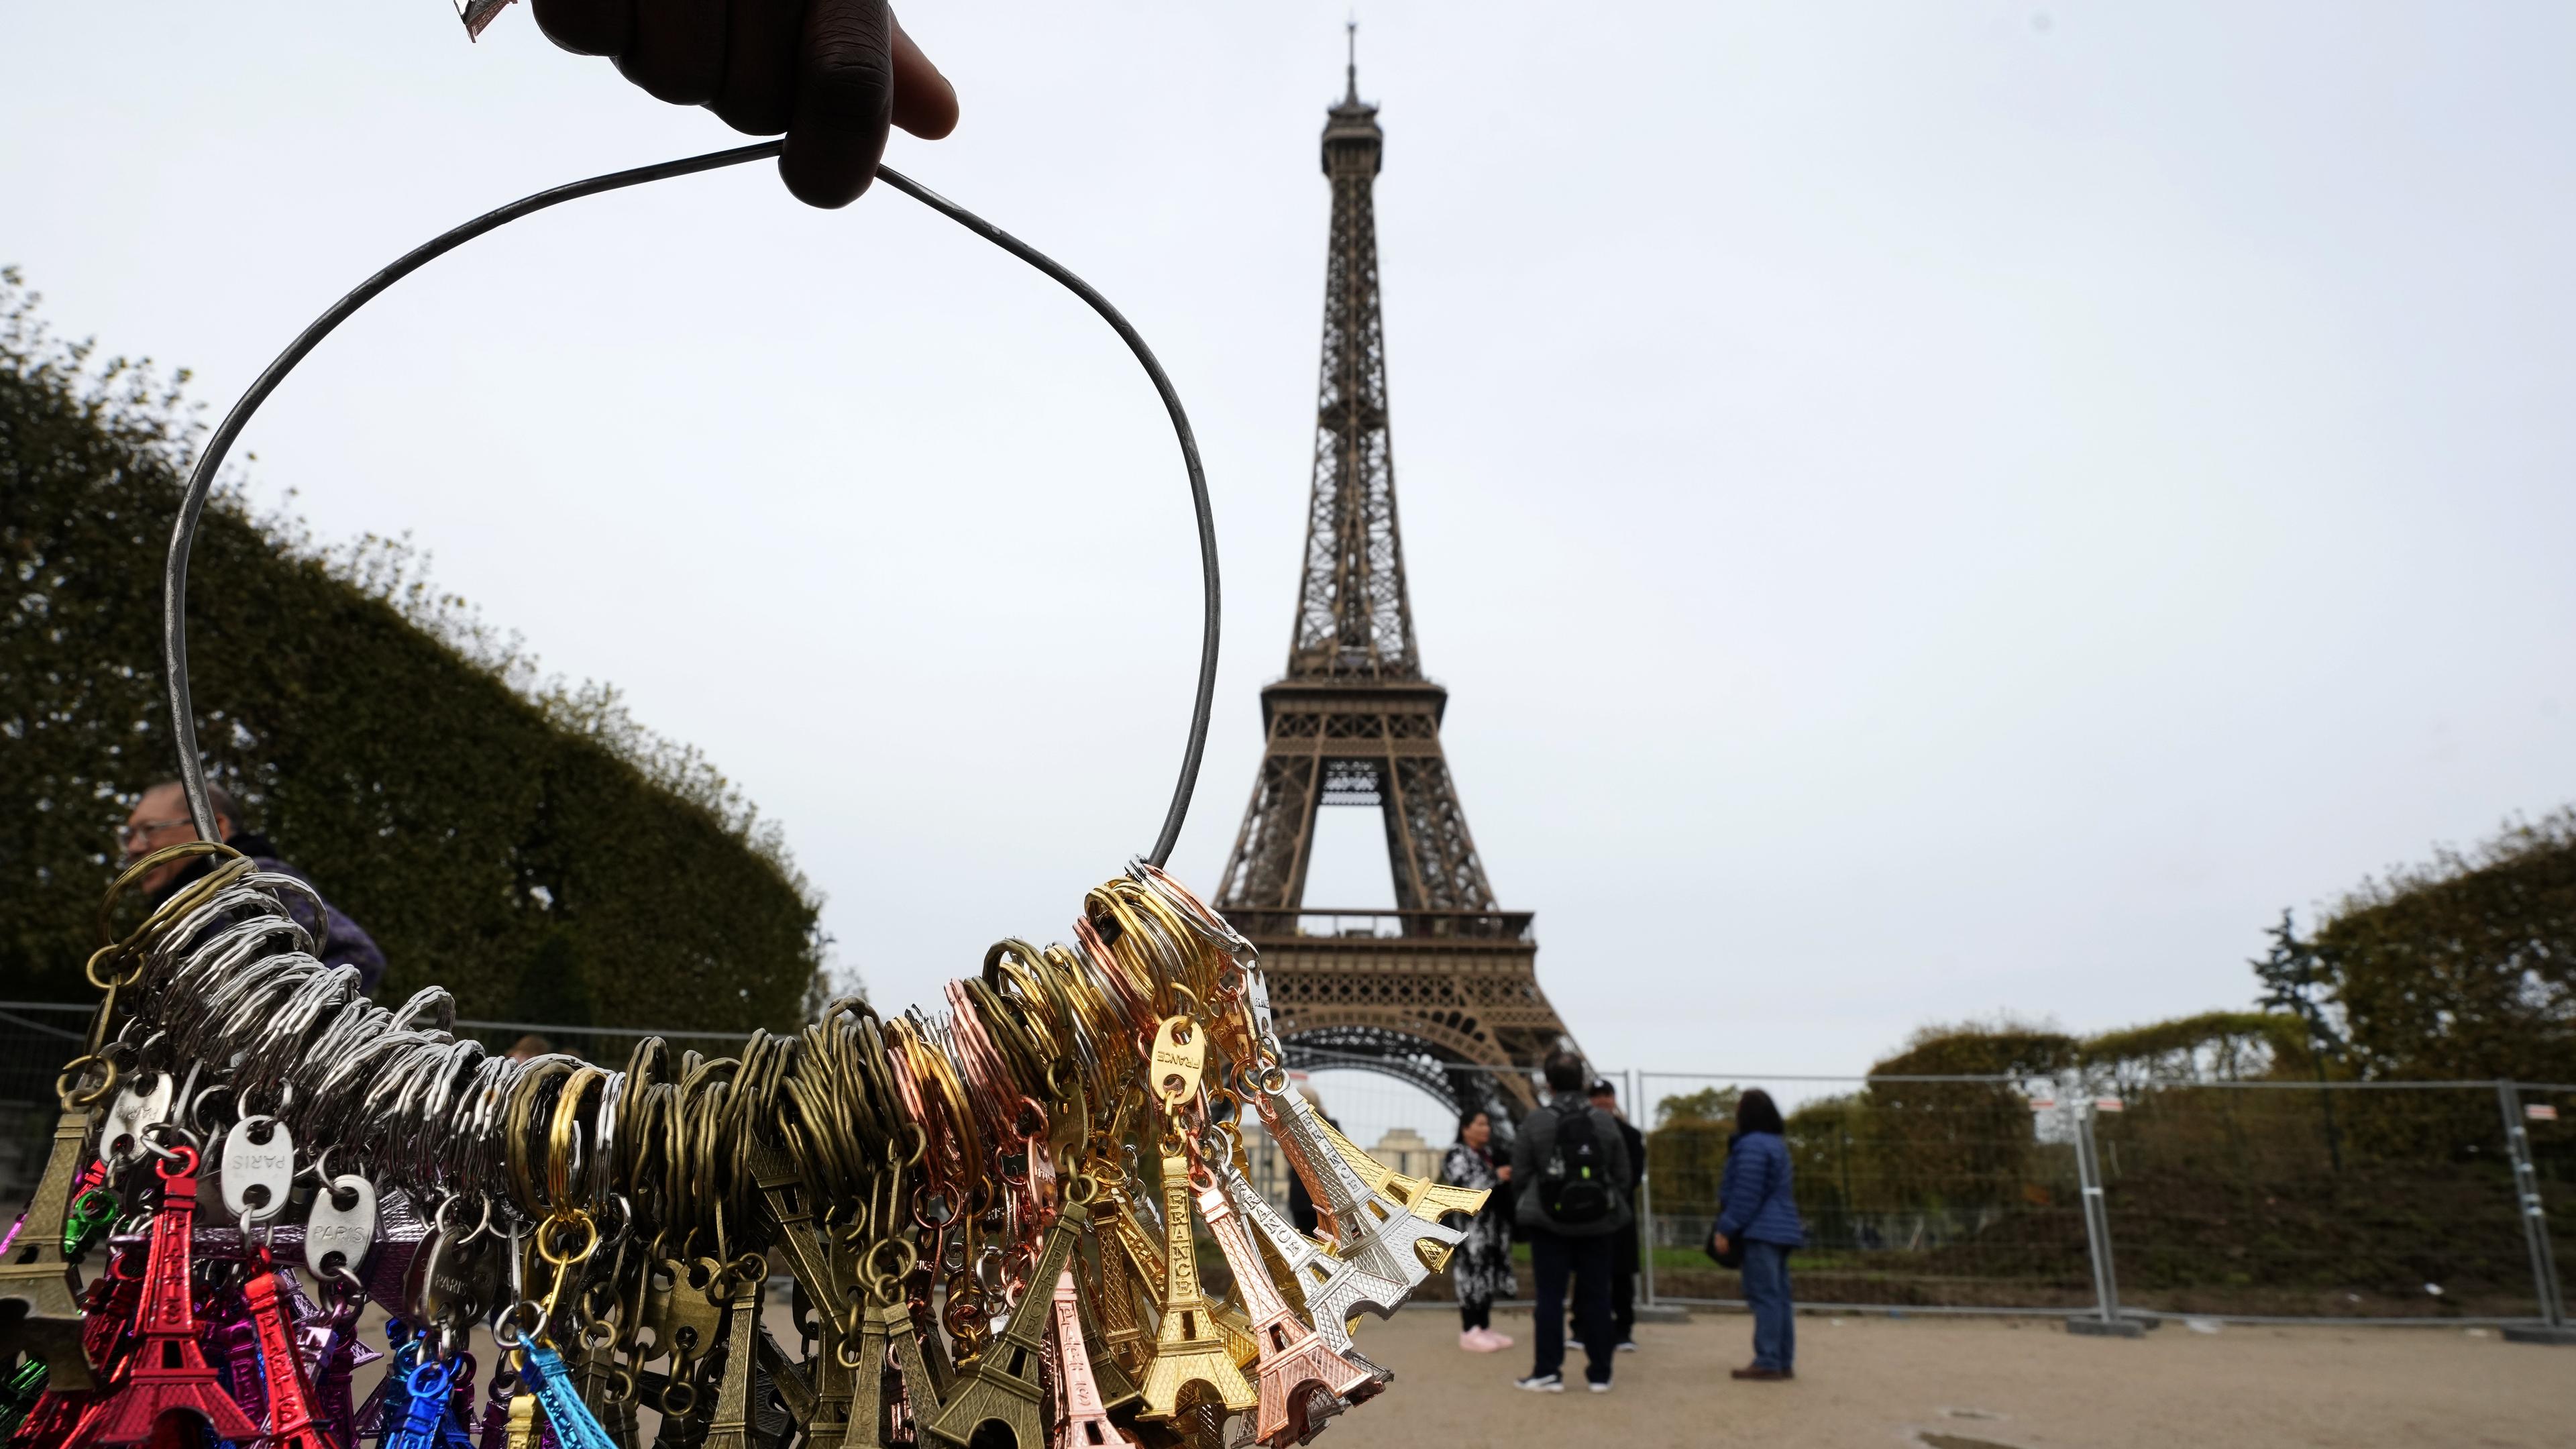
top-left (889, 15), bottom-right (958, 140)
top-left (780, 0), bottom-right (894, 208)
top-left (616, 0), bottom-right (727, 106)
top-left (712, 0), bottom-right (802, 135)
top-left (532, 0), bottom-right (630, 54)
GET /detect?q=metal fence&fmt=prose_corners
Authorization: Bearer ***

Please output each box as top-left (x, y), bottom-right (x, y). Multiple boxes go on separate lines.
top-left (1222, 1057), bottom-right (2574, 1330)
top-left (1632, 1069), bottom-right (2575, 1332)
top-left (4, 1004), bottom-right (2568, 1332)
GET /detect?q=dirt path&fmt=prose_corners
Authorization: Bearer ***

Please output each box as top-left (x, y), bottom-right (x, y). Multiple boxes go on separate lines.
top-left (1344, 1305), bottom-right (2574, 1449)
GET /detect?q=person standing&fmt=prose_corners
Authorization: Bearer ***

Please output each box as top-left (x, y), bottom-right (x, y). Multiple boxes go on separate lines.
top-left (1443, 1109), bottom-right (1517, 1352)
top-left (1709, 1089), bottom-right (1803, 1381)
top-left (121, 780), bottom-right (386, 993)
top-left (1586, 1079), bottom-right (1647, 1353)
top-left (1511, 1051), bottom-right (1631, 1394)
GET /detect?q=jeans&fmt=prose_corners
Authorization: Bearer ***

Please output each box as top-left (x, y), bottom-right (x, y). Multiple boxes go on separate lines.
top-left (1568, 1222), bottom-right (1638, 1343)
top-left (1740, 1239), bottom-right (1795, 1373)
top-left (1609, 1220), bottom-right (1638, 1342)
top-left (1529, 1228), bottom-right (1615, 1383)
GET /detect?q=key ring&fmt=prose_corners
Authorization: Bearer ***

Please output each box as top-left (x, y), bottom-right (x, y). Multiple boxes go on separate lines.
top-left (158, 143), bottom-right (1222, 869)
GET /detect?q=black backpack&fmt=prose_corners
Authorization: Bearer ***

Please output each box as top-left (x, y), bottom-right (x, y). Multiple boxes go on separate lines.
top-left (1540, 1106), bottom-right (1613, 1226)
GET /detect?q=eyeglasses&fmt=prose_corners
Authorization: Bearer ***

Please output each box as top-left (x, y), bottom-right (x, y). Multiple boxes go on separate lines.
top-left (119, 817), bottom-right (199, 847)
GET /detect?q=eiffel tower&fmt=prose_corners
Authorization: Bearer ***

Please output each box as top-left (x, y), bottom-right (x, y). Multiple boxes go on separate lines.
top-left (1215, 41), bottom-right (1576, 1118)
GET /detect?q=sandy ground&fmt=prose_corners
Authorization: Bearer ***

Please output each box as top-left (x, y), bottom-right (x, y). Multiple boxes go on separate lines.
top-left (1338, 1305), bottom-right (2576, 1449)
top-left (355, 1297), bottom-right (2572, 1448)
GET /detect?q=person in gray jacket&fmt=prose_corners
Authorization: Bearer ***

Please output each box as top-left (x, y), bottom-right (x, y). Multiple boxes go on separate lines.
top-left (1511, 1050), bottom-right (1633, 1393)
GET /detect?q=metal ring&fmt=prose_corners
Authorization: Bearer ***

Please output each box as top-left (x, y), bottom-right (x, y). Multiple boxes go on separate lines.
top-left (55, 1055), bottom-right (118, 1110)
top-left (494, 1305), bottom-right (543, 1348)
top-left (160, 145), bottom-right (1221, 869)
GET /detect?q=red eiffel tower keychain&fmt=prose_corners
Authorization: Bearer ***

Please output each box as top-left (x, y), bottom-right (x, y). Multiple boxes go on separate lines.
top-left (241, 1238), bottom-right (337, 1449)
top-left (76, 1143), bottom-right (259, 1445)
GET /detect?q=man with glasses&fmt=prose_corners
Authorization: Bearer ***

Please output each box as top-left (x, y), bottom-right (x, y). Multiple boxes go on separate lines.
top-left (121, 780), bottom-right (386, 993)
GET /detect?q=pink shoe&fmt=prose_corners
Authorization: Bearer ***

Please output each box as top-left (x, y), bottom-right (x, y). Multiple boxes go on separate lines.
top-left (1485, 1328), bottom-right (1515, 1348)
top-left (1460, 1328), bottom-right (1506, 1353)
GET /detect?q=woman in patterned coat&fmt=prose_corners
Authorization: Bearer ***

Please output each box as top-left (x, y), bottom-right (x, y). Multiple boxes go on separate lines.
top-left (1443, 1108), bottom-right (1518, 1352)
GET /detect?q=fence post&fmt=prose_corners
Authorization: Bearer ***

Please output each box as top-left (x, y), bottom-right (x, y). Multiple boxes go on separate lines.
top-left (2066, 1091), bottom-right (2143, 1337)
top-left (2498, 1081), bottom-right (2575, 1346)
top-left (1633, 1068), bottom-right (1656, 1309)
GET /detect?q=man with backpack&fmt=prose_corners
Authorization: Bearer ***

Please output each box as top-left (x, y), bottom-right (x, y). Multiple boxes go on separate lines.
top-left (1511, 1051), bottom-right (1634, 1393)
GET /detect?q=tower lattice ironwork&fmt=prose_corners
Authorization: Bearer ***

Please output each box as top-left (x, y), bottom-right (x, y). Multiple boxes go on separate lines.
top-left (1216, 46), bottom-right (1576, 1117)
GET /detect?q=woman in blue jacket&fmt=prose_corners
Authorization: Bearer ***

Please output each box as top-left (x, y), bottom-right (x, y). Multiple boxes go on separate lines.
top-left (1710, 1089), bottom-right (1804, 1380)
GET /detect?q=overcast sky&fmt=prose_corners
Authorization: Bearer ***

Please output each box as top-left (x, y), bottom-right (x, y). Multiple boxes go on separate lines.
top-left (10, 3), bottom-right (2575, 1087)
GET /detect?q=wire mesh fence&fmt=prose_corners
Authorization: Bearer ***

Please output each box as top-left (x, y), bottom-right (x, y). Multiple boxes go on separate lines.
top-left (1638, 1071), bottom-right (2094, 1313)
top-left (2, 1001), bottom-right (2569, 1328)
top-left (1631, 1071), bottom-right (2575, 1326)
top-left (2088, 1080), bottom-right (2532, 1320)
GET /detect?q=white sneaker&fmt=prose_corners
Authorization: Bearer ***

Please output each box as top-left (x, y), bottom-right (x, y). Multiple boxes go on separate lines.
top-left (1588, 1379), bottom-right (1613, 1394)
top-left (1513, 1373), bottom-right (1564, 1393)
top-left (1615, 1340), bottom-right (1640, 1353)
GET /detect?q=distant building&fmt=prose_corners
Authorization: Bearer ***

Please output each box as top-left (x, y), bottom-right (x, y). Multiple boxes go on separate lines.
top-left (1366, 1126), bottom-right (1438, 1183)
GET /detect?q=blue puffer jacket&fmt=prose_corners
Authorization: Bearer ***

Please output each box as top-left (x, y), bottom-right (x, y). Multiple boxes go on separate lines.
top-left (1714, 1131), bottom-right (1805, 1248)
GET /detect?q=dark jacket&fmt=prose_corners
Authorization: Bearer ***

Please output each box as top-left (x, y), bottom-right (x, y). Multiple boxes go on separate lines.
top-left (1609, 1113), bottom-right (1646, 1251)
top-left (151, 832), bottom-right (386, 994)
top-left (1511, 1090), bottom-right (1633, 1238)
top-left (1611, 1115), bottom-right (1645, 1194)
top-left (1714, 1130), bottom-right (1805, 1248)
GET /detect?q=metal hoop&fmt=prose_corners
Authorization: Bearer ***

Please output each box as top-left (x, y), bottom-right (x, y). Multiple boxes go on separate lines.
top-left (163, 144), bottom-right (1221, 869)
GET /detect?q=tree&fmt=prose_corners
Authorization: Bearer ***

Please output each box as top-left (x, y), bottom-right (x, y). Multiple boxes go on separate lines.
top-left (1646, 1084), bottom-right (1741, 1219)
top-left (1653, 1085), bottom-right (1740, 1128)
top-left (1860, 1020), bottom-right (2074, 1210)
top-left (2078, 1010), bottom-right (2313, 1091)
top-left (2308, 813), bottom-right (2576, 1084)
top-left (2249, 908), bottom-right (2344, 1169)
top-left (2252, 910), bottom-right (2343, 1056)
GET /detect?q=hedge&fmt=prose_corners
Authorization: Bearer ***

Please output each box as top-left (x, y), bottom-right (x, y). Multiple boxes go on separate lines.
top-left (1, 270), bottom-right (821, 1030)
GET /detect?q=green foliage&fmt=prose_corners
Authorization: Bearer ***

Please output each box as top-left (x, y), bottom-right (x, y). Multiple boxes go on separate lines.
top-left (1870, 1016), bottom-right (2079, 1079)
top-left (1646, 1083), bottom-right (1741, 1218)
top-left (1780, 1091), bottom-right (1865, 1224)
top-left (0, 271), bottom-right (822, 1029)
top-left (2252, 908), bottom-right (2344, 1056)
top-left (1652, 1084), bottom-right (1739, 1128)
top-left (1645, 1120), bottom-right (1731, 1220)
top-left (2080, 1011), bottom-right (2316, 1090)
top-left (2307, 811), bottom-right (2576, 1083)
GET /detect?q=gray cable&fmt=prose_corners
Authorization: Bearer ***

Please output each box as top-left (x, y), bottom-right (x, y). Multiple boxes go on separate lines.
top-left (163, 141), bottom-right (1220, 870)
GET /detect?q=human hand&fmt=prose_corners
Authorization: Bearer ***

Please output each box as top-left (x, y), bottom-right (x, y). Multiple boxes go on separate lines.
top-left (1495, 1164), bottom-right (1511, 1182)
top-left (1710, 1231), bottom-right (1729, 1256)
top-left (531, 0), bottom-right (959, 207)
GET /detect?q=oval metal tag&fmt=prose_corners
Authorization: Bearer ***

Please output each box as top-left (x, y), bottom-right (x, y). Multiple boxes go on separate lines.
top-left (409, 1228), bottom-right (503, 1325)
top-left (305, 1173), bottom-right (378, 1277)
top-left (101, 1073), bottom-right (174, 1172)
top-left (219, 1116), bottom-right (297, 1221)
